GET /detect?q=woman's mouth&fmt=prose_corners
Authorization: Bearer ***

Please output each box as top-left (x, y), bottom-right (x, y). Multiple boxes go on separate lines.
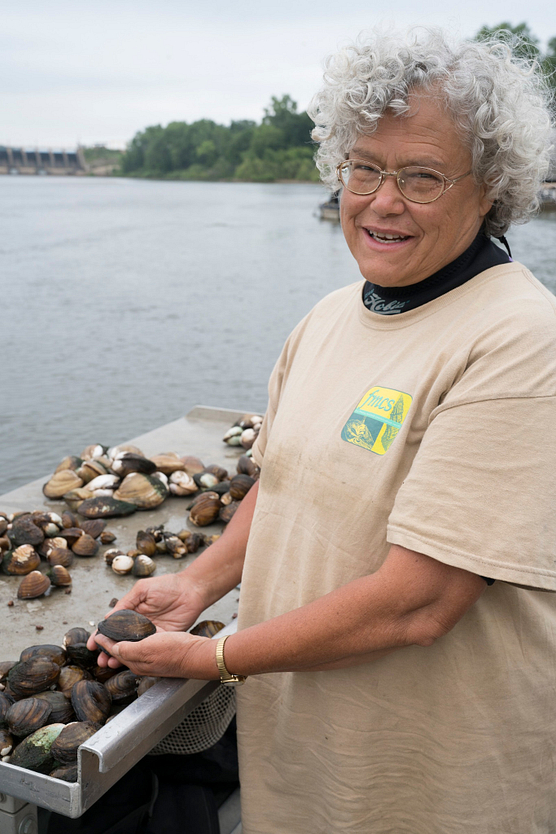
top-left (367, 230), bottom-right (411, 243)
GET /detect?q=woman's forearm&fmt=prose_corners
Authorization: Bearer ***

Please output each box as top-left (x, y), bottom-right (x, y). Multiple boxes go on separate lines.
top-left (182, 481), bottom-right (259, 609)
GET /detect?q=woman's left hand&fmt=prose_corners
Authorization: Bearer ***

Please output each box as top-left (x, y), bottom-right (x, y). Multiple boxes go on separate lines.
top-left (93, 631), bottom-right (220, 680)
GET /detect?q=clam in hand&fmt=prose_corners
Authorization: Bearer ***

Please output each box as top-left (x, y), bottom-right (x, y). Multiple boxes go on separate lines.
top-left (96, 610), bottom-right (156, 643)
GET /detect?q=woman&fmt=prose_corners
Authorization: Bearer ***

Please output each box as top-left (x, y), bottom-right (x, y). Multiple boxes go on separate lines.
top-left (92, 29), bottom-right (556, 833)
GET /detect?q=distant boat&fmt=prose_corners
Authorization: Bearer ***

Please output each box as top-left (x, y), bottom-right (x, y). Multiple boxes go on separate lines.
top-left (540, 183), bottom-right (556, 212)
top-left (319, 193), bottom-right (340, 222)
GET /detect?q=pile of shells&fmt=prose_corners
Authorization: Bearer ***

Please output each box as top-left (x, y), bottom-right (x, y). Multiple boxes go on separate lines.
top-left (0, 510), bottom-right (117, 601)
top-left (0, 611), bottom-right (224, 782)
top-left (42, 442), bottom-right (258, 520)
top-left (103, 525), bottom-right (219, 577)
top-left (222, 414), bottom-right (263, 450)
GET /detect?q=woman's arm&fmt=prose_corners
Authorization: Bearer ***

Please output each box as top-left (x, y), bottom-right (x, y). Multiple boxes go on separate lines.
top-left (95, 538), bottom-right (486, 678)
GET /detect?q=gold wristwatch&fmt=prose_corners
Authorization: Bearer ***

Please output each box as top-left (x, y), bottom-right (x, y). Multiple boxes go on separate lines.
top-left (215, 634), bottom-right (247, 686)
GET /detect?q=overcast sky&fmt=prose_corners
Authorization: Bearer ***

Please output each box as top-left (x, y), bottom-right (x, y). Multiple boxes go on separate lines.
top-left (2, 0), bottom-right (555, 149)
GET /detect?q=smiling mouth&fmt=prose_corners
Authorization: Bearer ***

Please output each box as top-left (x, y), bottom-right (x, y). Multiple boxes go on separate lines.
top-left (366, 230), bottom-right (411, 243)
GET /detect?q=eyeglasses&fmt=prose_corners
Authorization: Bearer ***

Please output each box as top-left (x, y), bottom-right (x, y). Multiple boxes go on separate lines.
top-left (336, 159), bottom-right (472, 204)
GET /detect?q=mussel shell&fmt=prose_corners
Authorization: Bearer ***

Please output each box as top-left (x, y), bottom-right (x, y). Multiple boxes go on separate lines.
top-left (57, 527), bottom-right (84, 547)
top-left (203, 464), bottom-right (229, 482)
top-left (63, 627), bottom-right (90, 648)
top-left (55, 457), bottom-right (83, 475)
top-left (99, 531), bottom-right (116, 545)
top-left (189, 494), bottom-right (222, 527)
top-left (17, 571), bottom-right (51, 600)
top-left (50, 763), bottom-right (78, 782)
top-left (149, 453), bottom-right (185, 475)
top-left (57, 666), bottom-right (92, 699)
top-left (229, 474), bottom-right (256, 501)
top-left (77, 496), bottom-right (137, 519)
top-left (62, 488), bottom-right (94, 512)
top-left (104, 670), bottom-right (139, 705)
top-left (135, 530), bottom-right (157, 557)
top-left (0, 728), bottom-right (14, 756)
top-left (64, 643), bottom-right (98, 669)
top-left (186, 533), bottom-right (204, 554)
top-left (71, 534), bottom-right (99, 557)
top-left (79, 519), bottom-right (106, 539)
top-left (61, 511), bottom-right (79, 528)
top-left (20, 645), bottom-right (66, 667)
top-left (136, 676), bottom-right (160, 697)
top-left (97, 610), bottom-right (157, 643)
top-left (71, 680), bottom-right (111, 725)
top-left (7, 698), bottom-right (52, 738)
top-left (0, 661), bottom-right (16, 684)
top-left (47, 547), bottom-right (74, 568)
top-left (131, 555), bottom-right (156, 577)
top-left (113, 473), bottom-right (168, 510)
top-left (43, 470), bottom-right (84, 500)
top-left (9, 723), bottom-right (65, 773)
top-left (8, 516), bottom-right (44, 548)
top-left (189, 620), bottom-right (225, 639)
top-left (236, 455), bottom-right (260, 478)
top-left (219, 501), bottom-right (240, 524)
top-left (7, 658), bottom-right (60, 699)
top-left (111, 555), bottom-right (134, 575)
top-left (111, 453), bottom-right (157, 478)
top-left (51, 720), bottom-right (98, 764)
top-left (48, 565), bottom-right (72, 587)
top-left (2, 545), bottom-right (41, 576)
top-left (34, 691), bottom-right (76, 724)
top-left (0, 691), bottom-right (15, 727)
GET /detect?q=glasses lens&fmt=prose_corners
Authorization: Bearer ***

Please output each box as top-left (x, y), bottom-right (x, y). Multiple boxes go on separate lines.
top-left (398, 167), bottom-right (444, 202)
top-left (340, 161), bottom-right (381, 194)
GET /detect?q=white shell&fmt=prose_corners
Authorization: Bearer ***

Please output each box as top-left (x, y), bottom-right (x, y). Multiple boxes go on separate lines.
top-left (223, 426), bottom-right (242, 440)
top-left (111, 555), bottom-right (134, 575)
top-left (151, 471), bottom-right (169, 487)
top-left (168, 471), bottom-right (197, 496)
top-left (86, 474), bottom-right (120, 491)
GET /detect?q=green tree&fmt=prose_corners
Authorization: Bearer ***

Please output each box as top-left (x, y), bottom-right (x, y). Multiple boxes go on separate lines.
top-left (475, 22), bottom-right (541, 61)
top-left (263, 95), bottom-right (314, 148)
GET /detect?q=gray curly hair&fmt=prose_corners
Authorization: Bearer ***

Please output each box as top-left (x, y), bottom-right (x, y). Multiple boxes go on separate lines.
top-left (308, 27), bottom-right (554, 237)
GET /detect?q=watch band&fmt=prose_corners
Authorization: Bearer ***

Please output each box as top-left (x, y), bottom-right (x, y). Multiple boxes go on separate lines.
top-left (215, 634), bottom-right (247, 686)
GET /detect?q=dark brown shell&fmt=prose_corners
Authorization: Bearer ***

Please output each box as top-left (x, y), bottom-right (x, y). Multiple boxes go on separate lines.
top-left (79, 519), bottom-right (106, 539)
top-left (7, 697), bottom-right (52, 738)
top-left (104, 670), bottom-right (139, 705)
top-left (97, 610), bottom-right (156, 643)
top-left (0, 691), bottom-right (15, 727)
top-left (136, 530), bottom-right (157, 557)
top-left (71, 534), bottom-right (99, 557)
top-left (7, 658), bottom-right (60, 699)
top-left (51, 720), bottom-right (98, 764)
top-left (236, 455), bottom-right (260, 479)
top-left (71, 680), bottom-right (111, 725)
top-left (34, 691), bottom-right (76, 724)
top-left (136, 676), bottom-right (160, 697)
top-left (17, 571), bottom-right (51, 600)
top-left (20, 645), bottom-right (66, 668)
top-left (219, 501), bottom-right (240, 524)
top-left (63, 627), bottom-right (90, 648)
top-left (9, 516), bottom-right (45, 548)
top-left (229, 474), bottom-right (256, 501)
top-left (2, 545), bottom-right (41, 576)
top-left (58, 528), bottom-right (84, 547)
top-left (111, 453), bottom-right (157, 478)
top-left (50, 763), bottom-right (78, 782)
top-left (47, 547), bottom-right (74, 568)
top-left (77, 496), bottom-right (137, 519)
top-left (61, 511), bottom-right (80, 529)
top-left (48, 565), bottom-right (72, 587)
top-left (189, 494), bottom-right (222, 527)
top-left (186, 533), bottom-right (204, 554)
top-left (0, 661), bottom-right (16, 684)
top-left (203, 464), bottom-right (229, 482)
top-left (99, 531), bottom-right (116, 545)
top-left (189, 620), bottom-right (225, 639)
top-left (57, 666), bottom-right (92, 698)
top-left (0, 728), bottom-right (14, 756)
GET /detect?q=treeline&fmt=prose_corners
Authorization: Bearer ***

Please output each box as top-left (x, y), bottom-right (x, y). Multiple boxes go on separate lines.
top-left (120, 95), bottom-right (319, 182)
top-left (117, 23), bottom-right (555, 183)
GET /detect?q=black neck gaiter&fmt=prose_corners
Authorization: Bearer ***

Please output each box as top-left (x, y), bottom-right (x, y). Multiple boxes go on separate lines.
top-left (362, 233), bottom-right (510, 315)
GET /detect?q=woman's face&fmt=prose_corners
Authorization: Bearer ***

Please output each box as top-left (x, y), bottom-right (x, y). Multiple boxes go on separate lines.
top-left (340, 93), bottom-right (493, 288)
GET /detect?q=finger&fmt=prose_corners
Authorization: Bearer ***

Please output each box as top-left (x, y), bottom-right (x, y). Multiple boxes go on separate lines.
top-left (94, 633), bottom-right (125, 668)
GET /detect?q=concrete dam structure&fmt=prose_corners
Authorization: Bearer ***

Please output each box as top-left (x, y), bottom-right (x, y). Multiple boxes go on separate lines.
top-left (0, 146), bottom-right (86, 175)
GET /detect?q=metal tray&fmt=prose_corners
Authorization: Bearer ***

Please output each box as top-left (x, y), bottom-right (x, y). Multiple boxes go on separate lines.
top-left (0, 406), bottom-right (250, 818)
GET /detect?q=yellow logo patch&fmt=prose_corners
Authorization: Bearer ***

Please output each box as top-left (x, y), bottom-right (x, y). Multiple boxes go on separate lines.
top-left (341, 386), bottom-right (412, 455)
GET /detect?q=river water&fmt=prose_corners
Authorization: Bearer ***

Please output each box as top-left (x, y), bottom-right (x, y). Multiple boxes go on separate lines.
top-left (1, 176), bottom-right (554, 494)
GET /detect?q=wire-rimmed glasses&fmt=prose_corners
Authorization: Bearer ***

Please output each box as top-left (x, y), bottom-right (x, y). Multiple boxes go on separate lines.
top-left (336, 159), bottom-right (472, 204)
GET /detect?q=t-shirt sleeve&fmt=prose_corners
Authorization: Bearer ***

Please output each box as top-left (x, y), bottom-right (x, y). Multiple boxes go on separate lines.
top-left (388, 392), bottom-right (556, 591)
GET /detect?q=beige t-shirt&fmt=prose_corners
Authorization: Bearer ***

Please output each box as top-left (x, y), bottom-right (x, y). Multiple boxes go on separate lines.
top-left (236, 263), bottom-right (556, 834)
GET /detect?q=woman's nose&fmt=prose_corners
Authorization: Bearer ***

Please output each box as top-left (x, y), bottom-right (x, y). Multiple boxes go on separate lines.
top-left (369, 175), bottom-right (406, 215)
